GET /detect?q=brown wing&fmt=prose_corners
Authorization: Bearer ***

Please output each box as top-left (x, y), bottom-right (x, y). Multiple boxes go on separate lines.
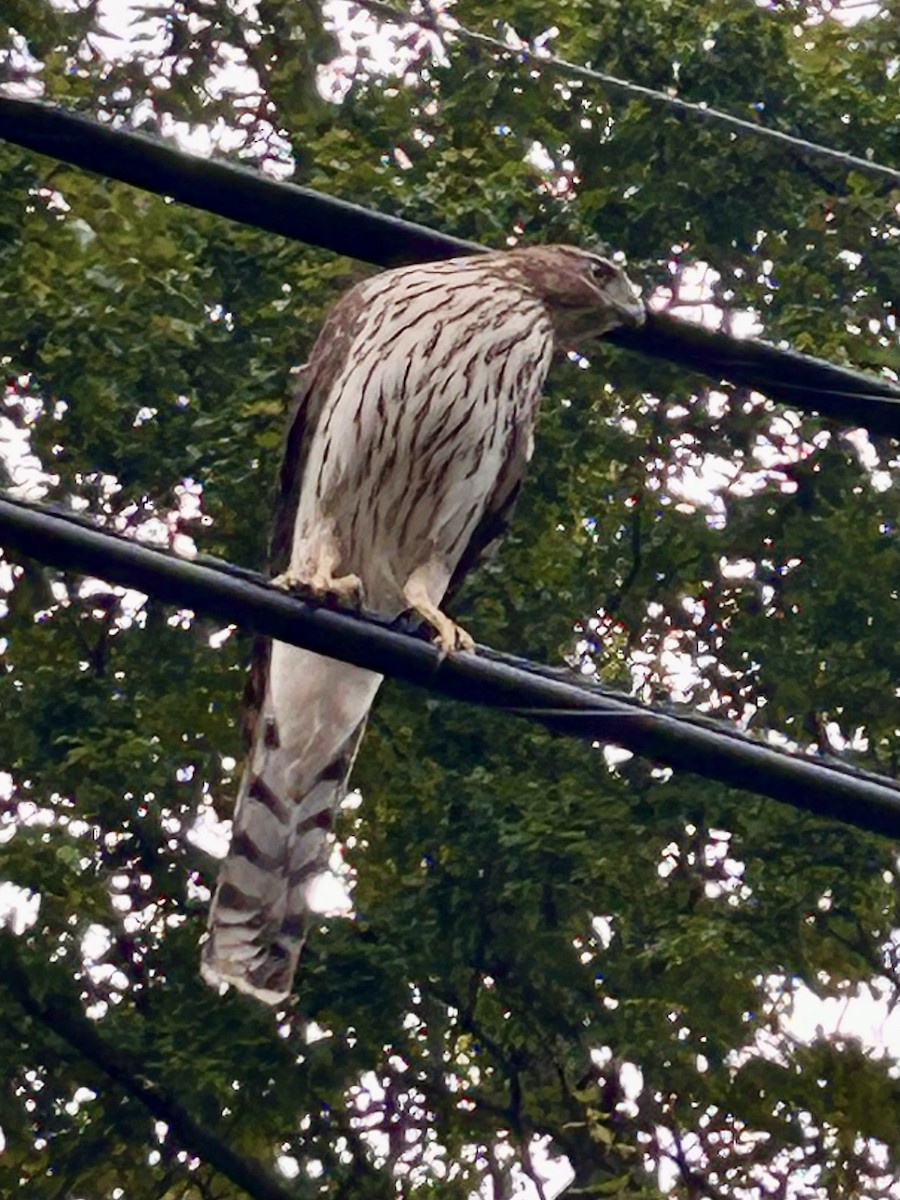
top-left (269, 285), bottom-right (371, 576)
top-left (444, 432), bottom-right (531, 606)
top-left (241, 285), bottom-right (370, 750)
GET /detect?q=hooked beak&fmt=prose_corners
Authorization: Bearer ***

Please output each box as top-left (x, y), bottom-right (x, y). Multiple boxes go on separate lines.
top-left (617, 291), bottom-right (646, 329)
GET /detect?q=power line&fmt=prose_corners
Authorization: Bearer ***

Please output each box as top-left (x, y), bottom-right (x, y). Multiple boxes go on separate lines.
top-left (358, 0), bottom-right (900, 188)
top-left (1, 97), bottom-right (898, 435)
top-left (2, 494), bottom-right (900, 838)
top-left (1, 97), bottom-right (898, 830)
top-left (0, 96), bottom-right (475, 269)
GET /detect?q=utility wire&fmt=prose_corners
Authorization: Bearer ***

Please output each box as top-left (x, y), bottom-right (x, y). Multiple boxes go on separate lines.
top-left (1, 99), bottom-right (899, 827)
top-left (1, 100), bottom-right (898, 829)
top-left (0, 96), bottom-right (474, 269)
top-left (2, 494), bottom-right (900, 838)
top-left (358, 0), bottom-right (900, 188)
top-left (1, 97), bottom-right (899, 435)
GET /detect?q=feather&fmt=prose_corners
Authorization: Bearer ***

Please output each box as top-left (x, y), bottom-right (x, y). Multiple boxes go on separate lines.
top-left (202, 246), bottom-right (644, 1003)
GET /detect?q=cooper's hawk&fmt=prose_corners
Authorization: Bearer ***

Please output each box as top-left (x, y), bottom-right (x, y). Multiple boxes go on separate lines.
top-left (201, 245), bottom-right (644, 1004)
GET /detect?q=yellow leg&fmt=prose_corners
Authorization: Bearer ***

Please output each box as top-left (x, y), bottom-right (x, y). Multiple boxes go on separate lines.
top-left (403, 565), bottom-right (475, 658)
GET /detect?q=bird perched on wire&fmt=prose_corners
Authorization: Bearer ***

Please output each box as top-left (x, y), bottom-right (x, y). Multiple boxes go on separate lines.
top-left (201, 244), bottom-right (644, 1005)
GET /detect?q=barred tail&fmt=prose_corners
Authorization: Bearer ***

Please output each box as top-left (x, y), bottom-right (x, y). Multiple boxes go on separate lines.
top-left (202, 644), bottom-right (380, 1005)
top-left (201, 717), bottom-right (367, 1005)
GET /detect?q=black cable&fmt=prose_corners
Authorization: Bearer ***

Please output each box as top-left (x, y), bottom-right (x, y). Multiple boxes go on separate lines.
top-left (2, 494), bottom-right (899, 838)
top-left (614, 317), bottom-right (900, 437)
top-left (358, 0), bottom-right (900, 188)
top-left (0, 96), bottom-right (476, 269)
top-left (1, 97), bottom-right (898, 435)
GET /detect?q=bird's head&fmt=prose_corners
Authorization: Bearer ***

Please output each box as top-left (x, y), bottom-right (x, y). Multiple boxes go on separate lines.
top-left (507, 243), bottom-right (645, 343)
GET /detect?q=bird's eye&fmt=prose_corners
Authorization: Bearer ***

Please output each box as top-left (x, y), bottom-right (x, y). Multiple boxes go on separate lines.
top-left (589, 259), bottom-right (615, 281)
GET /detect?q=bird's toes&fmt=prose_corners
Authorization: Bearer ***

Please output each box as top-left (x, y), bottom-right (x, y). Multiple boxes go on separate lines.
top-left (271, 570), bottom-right (364, 610)
top-left (451, 624), bottom-right (476, 655)
top-left (433, 618), bottom-right (476, 660)
top-left (271, 570), bottom-right (309, 593)
top-left (330, 573), bottom-right (365, 610)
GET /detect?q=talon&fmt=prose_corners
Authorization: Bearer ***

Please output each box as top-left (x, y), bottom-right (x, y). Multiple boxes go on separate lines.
top-left (449, 624), bottom-right (476, 655)
top-left (271, 570), bottom-right (305, 592)
top-left (271, 570), bottom-right (364, 609)
top-left (423, 612), bottom-right (476, 659)
top-left (317, 572), bottom-right (365, 609)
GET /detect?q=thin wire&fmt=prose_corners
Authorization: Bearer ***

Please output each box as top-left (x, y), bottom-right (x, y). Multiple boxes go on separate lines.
top-left (357, 0), bottom-right (900, 188)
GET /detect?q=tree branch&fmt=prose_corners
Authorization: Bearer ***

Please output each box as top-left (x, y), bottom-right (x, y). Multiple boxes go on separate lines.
top-left (0, 934), bottom-right (308, 1200)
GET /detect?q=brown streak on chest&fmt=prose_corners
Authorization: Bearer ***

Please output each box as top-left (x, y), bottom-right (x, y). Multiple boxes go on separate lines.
top-left (423, 393), bottom-right (481, 464)
top-left (408, 387), bottom-right (439, 457)
top-left (397, 473), bottom-right (439, 547)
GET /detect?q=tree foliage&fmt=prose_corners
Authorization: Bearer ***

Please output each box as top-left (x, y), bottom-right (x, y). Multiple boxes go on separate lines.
top-left (0, 0), bottom-right (899, 1196)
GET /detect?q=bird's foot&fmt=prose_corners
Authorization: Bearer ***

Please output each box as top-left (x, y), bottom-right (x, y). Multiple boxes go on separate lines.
top-left (431, 614), bottom-right (476, 659)
top-left (408, 603), bottom-right (476, 659)
top-left (271, 569), bottom-right (365, 610)
top-left (402, 563), bottom-right (475, 659)
top-left (313, 570), bottom-right (365, 608)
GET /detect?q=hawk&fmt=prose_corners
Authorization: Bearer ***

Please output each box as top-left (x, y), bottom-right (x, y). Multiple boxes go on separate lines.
top-left (201, 245), bottom-right (644, 1004)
